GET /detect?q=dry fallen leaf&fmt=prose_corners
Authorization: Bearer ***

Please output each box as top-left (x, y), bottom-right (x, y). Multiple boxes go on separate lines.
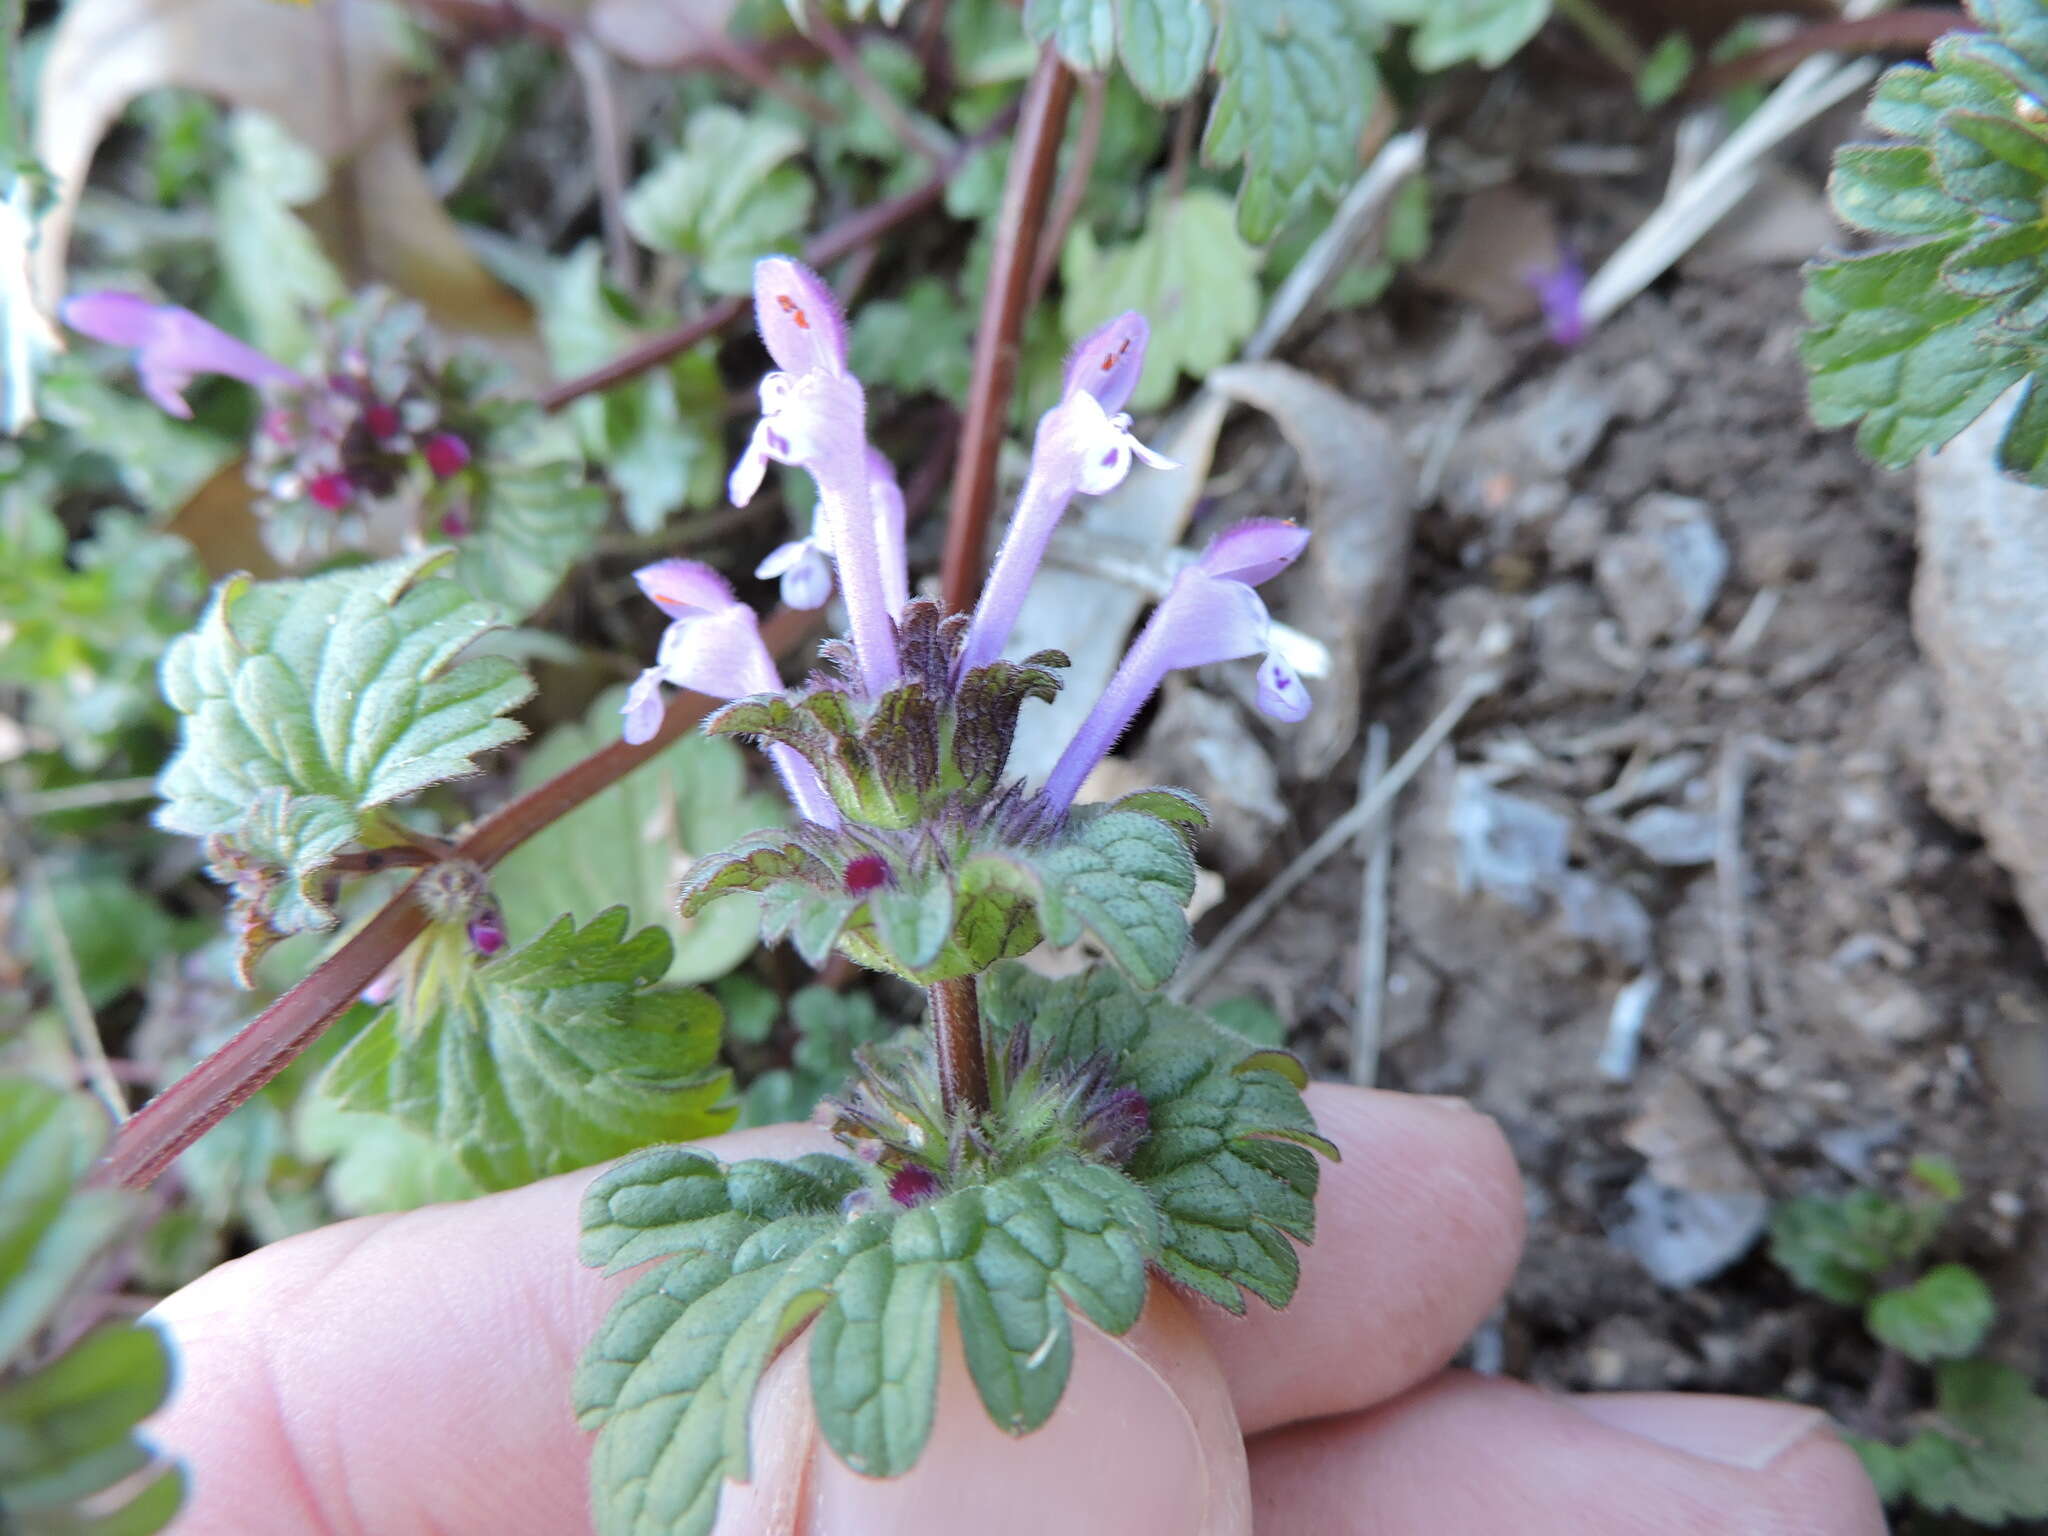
top-left (32, 0), bottom-right (537, 365)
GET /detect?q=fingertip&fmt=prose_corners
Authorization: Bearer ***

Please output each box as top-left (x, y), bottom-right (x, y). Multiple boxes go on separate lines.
top-left (1197, 1086), bottom-right (1526, 1434)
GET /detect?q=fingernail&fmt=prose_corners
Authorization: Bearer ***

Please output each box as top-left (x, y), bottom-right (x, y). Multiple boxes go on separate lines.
top-left (1569, 1394), bottom-right (1832, 1471)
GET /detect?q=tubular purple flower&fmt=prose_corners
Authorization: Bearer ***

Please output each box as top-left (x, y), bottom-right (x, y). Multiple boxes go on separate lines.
top-left (728, 258), bottom-right (900, 695)
top-left (957, 312), bottom-right (1173, 675)
top-left (62, 291), bottom-right (300, 419)
top-left (1041, 519), bottom-right (1312, 812)
top-left (623, 558), bottom-right (839, 826)
top-left (868, 448), bottom-right (910, 616)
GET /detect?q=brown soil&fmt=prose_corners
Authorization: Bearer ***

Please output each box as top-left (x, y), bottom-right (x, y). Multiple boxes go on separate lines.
top-left (1173, 102), bottom-right (2048, 1440)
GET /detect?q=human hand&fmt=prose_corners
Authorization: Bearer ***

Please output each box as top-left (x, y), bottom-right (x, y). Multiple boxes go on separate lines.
top-left (147, 1086), bottom-right (1885, 1533)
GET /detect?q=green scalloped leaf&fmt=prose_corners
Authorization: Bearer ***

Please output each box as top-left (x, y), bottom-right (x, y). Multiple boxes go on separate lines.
top-left (1875, 1361), bottom-right (2048, 1522)
top-left (1033, 809), bottom-right (1197, 988)
top-left (1865, 1262), bottom-right (1996, 1363)
top-left (1117, 0), bottom-right (1214, 103)
top-left (1377, 0), bottom-right (1549, 70)
top-left (678, 835), bottom-right (832, 919)
top-left (1023, 0), bottom-right (1116, 73)
top-left (982, 964), bottom-right (1333, 1314)
top-left (1201, 0), bottom-right (1384, 241)
top-left (0, 1080), bottom-right (183, 1534)
top-left (450, 457), bottom-right (610, 621)
top-left (575, 1148), bottom-right (1155, 1536)
top-left (1803, 4), bottom-right (2048, 484)
top-left (155, 552), bottom-right (533, 940)
top-left (319, 909), bottom-right (734, 1190)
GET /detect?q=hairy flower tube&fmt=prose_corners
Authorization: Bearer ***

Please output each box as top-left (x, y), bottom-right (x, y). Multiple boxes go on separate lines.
top-left (645, 256), bottom-right (1314, 998)
top-left (621, 558), bottom-right (840, 826)
top-left (62, 290), bottom-right (299, 416)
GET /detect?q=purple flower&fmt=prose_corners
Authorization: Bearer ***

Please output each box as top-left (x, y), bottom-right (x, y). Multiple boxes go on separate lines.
top-left (623, 558), bottom-right (839, 825)
top-left (1525, 248), bottom-right (1586, 348)
top-left (61, 291), bottom-right (300, 419)
top-left (1041, 518), bottom-right (1312, 811)
top-left (957, 312), bottom-right (1174, 675)
top-left (423, 432), bottom-right (472, 479)
top-left (729, 258), bottom-right (899, 695)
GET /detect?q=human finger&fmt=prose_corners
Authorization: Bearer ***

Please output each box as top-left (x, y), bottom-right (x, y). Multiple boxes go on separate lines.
top-left (1247, 1370), bottom-right (1887, 1534)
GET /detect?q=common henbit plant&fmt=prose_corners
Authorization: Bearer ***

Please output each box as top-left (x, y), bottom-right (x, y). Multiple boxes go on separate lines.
top-left (1802, 0), bottom-right (2048, 483)
top-left (571, 257), bottom-right (1331, 1534)
top-left (1769, 1156), bottom-right (2048, 1526)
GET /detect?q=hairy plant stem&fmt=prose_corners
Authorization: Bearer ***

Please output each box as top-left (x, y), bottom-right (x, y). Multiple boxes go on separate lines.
top-left (538, 105), bottom-right (1019, 412)
top-left (940, 47), bottom-right (1074, 612)
top-left (91, 606), bottom-right (819, 1192)
top-left (928, 974), bottom-right (990, 1122)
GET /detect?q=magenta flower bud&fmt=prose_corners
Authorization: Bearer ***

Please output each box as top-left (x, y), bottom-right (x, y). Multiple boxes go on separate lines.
top-left (439, 507), bottom-right (471, 540)
top-left (1042, 519), bottom-right (1312, 811)
top-left (62, 291), bottom-right (300, 419)
top-left (423, 432), bottom-right (471, 479)
top-left (306, 472), bottom-right (355, 510)
top-left (958, 310), bottom-right (1172, 675)
top-left (843, 855), bottom-right (889, 895)
top-left (467, 908), bottom-right (506, 957)
top-left (365, 402), bottom-right (402, 440)
top-left (888, 1164), bottom-right (942, 1208)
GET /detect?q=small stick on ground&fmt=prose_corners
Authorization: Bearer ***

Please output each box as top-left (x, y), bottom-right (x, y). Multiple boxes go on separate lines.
top-left (1352, 723), bottom-right (1393, 1086)
top-left (4, 772), bottom-right (125, 1121)
top-left (1174, 671), bottom-right (1499, 1003)
top-left (17, 777), bottom-right (161, 816)
top-left (1715, 735), bottom-right (1789, 1037)
top-left (568, 35), bottom-right (635, 290)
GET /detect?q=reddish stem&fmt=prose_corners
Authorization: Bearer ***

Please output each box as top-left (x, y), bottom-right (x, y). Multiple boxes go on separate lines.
top-left (93, 607), bottom-right (819, 1191)
top-left (1693, 8), bottom-right (1967, 96)
top-left (538, 107), bottom-right (1019, 412)
top-left (939, 49), bottom-right (1075, 613)
top-left (928, 975), bottom-right (989, 1120)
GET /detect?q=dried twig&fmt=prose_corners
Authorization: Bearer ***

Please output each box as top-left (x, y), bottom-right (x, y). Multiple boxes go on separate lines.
top-left (16, 777), bottom-right (161, 816)
top-left (807, 1), bottom-right (950, 166)
top-left (568, 35), bottom-right (635, 290)
top-left (1580, 48), bottom-right (1881, 327)
top-left (4, 772), bottom-right (125, 1121)
top-left (1713, 734), bottom-right (1791, 1038)
top-left (1352, 723), bottom-right (1393, 1086)
top-left (1694, 8), bottom-right (1962, 96)
top-left (538, 104), bottom-right (1018, 412)
top-left (1026, 70), bottom-right (1106, 308)
top-left (940, 49), bottom-right (1075, 611)
top-left (1173, 671), bottom-right (1499, 1002)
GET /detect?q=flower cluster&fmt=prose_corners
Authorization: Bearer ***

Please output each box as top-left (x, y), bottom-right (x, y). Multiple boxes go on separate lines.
top-left (637, 257), bottom-right (1313, 985)
top-left (62, 289), bottom-right (481, 564)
